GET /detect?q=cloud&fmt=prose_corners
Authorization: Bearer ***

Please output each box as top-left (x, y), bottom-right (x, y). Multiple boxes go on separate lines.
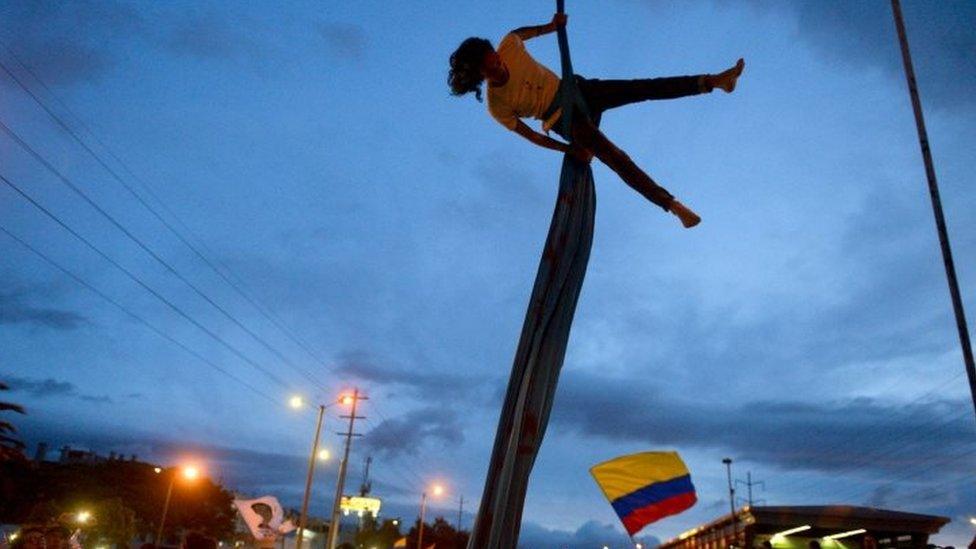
top-left (318, 23), bottom-right (368, 60)
top-left (2, 374), bottom-right (111, 404)
top-left (163, 11), bottom-right (263, 64)
top-left (363, 406), bottom-right (464, 459)
top-left (754, 0), bottom-right (976, 110)
top-left (0, 0), bottom-right (144, 86)
top-left (0, 291), bottom-right (86, 330)
top-left (518, 519), bottom-right (660, 549)
top-left (333, 350), bottom-right (487, 401)
top-left (551, 369), bottom-right (973, 476)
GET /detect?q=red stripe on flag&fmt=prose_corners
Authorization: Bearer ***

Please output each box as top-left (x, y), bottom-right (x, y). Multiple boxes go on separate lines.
top-left (621, 492), bottom-right (698, 535)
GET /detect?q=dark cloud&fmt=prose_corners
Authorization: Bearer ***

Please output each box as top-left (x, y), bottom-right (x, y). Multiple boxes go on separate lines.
top-left (363, 407), bottom-right (464, 459)
top-left (551, 370), bottom-right (975, 476)
top-left (0, 291), bottom-right (86, 330)
top-left (333, 350), bottom-right (485, 401)
top-left (518, 519), bottom-right (660, 549)
top-left (164, 12), bottom-right (263, 64)
top-left (318, 23), bottom-right (368, 60)
top-left (0, 0), bottom-right (144, 86)
top-left (2, 374), bottom-right (111, 404)
top-left (755, 0), bottom-right (976, 110)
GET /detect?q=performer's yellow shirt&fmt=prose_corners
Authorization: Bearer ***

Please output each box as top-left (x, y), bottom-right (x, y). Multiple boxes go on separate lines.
top-left (487, 33), bottom-right (561, 132)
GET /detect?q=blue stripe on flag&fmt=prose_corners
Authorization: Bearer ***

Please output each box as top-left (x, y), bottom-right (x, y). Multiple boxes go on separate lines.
top-left (610, 474), bottom-right (695, 518)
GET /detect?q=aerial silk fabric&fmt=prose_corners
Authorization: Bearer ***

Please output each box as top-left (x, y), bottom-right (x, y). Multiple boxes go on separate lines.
top-left (468, 2), bottom-right (596, 547)
top-left (590, 451), bottom-right (698, 536)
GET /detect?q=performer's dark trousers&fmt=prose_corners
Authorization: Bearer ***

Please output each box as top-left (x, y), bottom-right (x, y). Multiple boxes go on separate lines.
top-left (550, 75), bottom-right (709, 211)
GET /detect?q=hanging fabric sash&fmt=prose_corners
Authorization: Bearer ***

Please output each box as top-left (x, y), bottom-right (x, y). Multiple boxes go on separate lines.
top-left (468, 1), bottom-right (596, 546)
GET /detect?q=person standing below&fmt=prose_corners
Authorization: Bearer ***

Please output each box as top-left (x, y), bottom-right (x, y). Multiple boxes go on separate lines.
top-left (449, 12), bottom-right (744, 228)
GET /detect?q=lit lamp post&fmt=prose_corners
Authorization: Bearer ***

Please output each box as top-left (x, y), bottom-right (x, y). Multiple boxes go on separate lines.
top-left (290, 395), bottom-right (340, 549)
top-left (417, 484), bottom-right (444, 549)
top-left (723, 457), bottom-right (737, 546)
top-left (155, 464), bottom-right (200, 547)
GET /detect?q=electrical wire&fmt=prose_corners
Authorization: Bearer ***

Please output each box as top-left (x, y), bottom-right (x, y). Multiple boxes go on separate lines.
top-left (0, 224), bottom-right (278, 405)
top-left (0, 171), bottom-right (292, 389)
top-left (0, 50), bottom-right (338, 383)
top-left (0, 117), bottom-right (326, 389)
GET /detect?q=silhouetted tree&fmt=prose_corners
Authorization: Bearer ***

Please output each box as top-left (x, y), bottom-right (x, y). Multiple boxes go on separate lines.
top-left (0, 382), bottom-right (26, 461)
top-left (355, 516), bottom-right (402, 548)
top-left (406, 516), bottom-right (470, 549)
top-left (0, 460), bottom-right (235, 543)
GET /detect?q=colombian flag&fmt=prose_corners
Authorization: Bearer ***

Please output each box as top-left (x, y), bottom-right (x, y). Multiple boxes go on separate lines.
top-left (589, 451), bottom-right (697, 536)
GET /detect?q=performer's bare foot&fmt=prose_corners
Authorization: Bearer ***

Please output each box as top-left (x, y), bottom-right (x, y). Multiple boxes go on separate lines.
top-left (707, 58), bottom-right (745, 93)
top-left (670, 200), bottom-right (701, 228)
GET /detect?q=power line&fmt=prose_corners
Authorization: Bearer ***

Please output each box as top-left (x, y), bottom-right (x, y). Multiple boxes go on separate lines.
top-left (0, 118), bottom-right (325, 389)
top-left (0, 224), bottom-right (278, 405)
top-left (772, 372), bottom-right (970, 496)
top-left (0, 49), bottom-right (338, 382)
top-left (827, 444), bottom-right (976, 505)
top-left (0, 171), bottom-right (291, 389)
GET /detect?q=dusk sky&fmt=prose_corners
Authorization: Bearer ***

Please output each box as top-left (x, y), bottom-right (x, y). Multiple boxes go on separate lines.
top-left (1, 1), bottom-right (975, 547)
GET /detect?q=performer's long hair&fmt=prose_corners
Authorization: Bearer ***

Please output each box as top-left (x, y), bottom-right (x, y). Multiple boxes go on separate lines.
top-left (449, 37), bottom-right (493, 102)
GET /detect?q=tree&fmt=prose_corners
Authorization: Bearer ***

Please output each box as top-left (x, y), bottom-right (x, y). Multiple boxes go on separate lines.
top-left (406, 516), bottom-right (470, 549)
top-left (0, 460), bottom-right (236, 542)
top-left (0, 382), bottom-right (26, 461)
top-left (88, 497), bottom-right (138, 547)
top-left (355, 517), bottom-right (402, 548)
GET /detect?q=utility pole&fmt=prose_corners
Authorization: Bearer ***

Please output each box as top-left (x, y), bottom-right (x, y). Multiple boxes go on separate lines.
top-left (890, 0), bottom-right (976, 426)
top-left (735, 471), bottom-right (765, 506)
top-left (327, 389), bottom-right (366, 549)
top-left (457, 494), bottom-right (464, 532)
top-left (360, 456), bottom-right (373, 496)
top-left (418, 492), bottom-right (429, 549)
top-left (722, 458), bottom-right (737, 546)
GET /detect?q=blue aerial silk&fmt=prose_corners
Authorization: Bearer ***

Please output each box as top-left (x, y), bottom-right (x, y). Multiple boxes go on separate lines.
top-left (468, 2), bottom-right (596, 547)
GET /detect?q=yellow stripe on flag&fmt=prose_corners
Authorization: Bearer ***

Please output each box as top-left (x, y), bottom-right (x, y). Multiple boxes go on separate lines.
top-left (589, 451), bottom-right (690, 501)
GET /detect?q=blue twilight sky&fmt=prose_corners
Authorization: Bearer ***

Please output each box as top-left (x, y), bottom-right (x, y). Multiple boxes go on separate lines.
top-left (1, 1), bottom-right (975, 547)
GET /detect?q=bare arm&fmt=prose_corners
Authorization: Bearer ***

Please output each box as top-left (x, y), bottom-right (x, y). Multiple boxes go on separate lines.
top-left (513, 120), bottom-right (570, 154)
top-left (512, 13), bottom-right (567, 41)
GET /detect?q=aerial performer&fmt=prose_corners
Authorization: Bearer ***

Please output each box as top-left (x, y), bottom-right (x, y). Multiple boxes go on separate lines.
top-left (453, 4), bottom-right (744, 546)
top-left (448, 12), bottom-right (744, 228)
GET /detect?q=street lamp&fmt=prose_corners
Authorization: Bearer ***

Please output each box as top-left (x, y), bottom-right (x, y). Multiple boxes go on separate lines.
top-left (723, 457), bottom-right (737, 545)
top-left (155, 464), bottom-right (201, 547)
top-left (75, 511), bottom-right (92, 524)
top-left (417, 484), bottom-right (445, 549)
top-left (291, 394), bottom-right (346, 549)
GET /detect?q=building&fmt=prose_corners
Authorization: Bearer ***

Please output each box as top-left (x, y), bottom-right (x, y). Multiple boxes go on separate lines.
top-left (658, 505), bottom-right (950, 549)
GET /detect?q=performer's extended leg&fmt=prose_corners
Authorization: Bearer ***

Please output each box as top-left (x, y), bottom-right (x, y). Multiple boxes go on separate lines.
top-left (570, 117), bottom-right (700, 228)
top-left (578, 59), bottom-right (744, 113)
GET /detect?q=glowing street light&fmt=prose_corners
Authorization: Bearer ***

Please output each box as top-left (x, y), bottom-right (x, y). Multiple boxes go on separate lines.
top-left (75, 511), bottom-right (92, 524)
top-left (155, 464), bottom-right (202, 547)
top-left (153, 467), bottom-right (162, 474)
top-left (289, 395), bottom-right (305, 409)
top-left (318, 449), bottom-right (331, 461)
